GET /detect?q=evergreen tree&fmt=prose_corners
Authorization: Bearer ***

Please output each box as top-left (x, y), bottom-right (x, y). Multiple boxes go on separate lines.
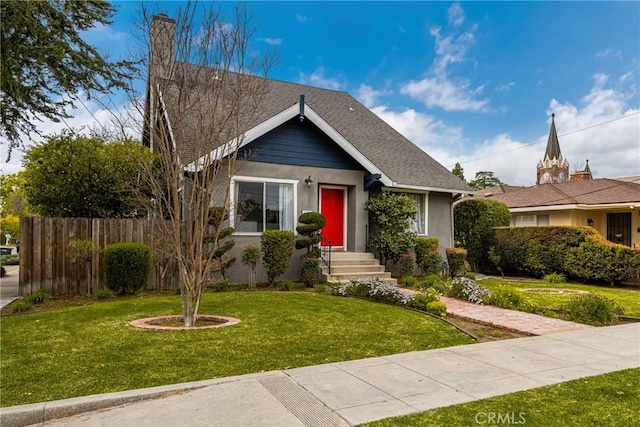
top-left (451, 162), bottom-right (466, 182)
top-left (469, 171), bottom-right (504, 190)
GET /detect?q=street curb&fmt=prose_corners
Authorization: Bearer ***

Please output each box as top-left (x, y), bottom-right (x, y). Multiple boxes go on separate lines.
top-left (0, 372), bottom-right (283, 427)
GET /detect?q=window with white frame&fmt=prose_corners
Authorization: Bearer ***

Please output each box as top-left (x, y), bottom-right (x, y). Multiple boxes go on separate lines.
top-left (231, 177), bottom-right (296, 233)
top-left (388, 191), bottom-right (428, 235)
top-left (514, 214), bottom-right (548, 226)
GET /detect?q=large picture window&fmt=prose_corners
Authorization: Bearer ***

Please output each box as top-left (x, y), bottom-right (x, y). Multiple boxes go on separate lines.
top-left (231, 177), bottom-right (296, 233)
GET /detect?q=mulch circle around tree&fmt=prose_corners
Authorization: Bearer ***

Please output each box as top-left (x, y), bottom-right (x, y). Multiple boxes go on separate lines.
top-left (520, 288), bottom-right (589, 294)
top-left (130, 315), bottom-right (240, 331)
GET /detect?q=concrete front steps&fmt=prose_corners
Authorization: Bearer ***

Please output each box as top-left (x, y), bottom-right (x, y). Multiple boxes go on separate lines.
top-left (320, 251), bottom-right (397, 285)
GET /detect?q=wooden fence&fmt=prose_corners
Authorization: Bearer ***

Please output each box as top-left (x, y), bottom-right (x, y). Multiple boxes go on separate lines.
top-left (19, 217), bottom-right (179, 296)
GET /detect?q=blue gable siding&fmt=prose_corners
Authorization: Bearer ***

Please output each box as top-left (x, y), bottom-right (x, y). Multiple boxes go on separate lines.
top-left (239, 118), bottom-right (365, 170)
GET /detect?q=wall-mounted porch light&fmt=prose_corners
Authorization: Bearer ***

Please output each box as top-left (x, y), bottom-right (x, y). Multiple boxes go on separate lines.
top-left (304, 176), bottom-right (313, 188)
top-left (587, 218), bottom-right (594, 227)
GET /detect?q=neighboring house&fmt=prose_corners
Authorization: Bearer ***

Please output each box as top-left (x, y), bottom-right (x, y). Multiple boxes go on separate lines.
top-left (476, 115), bottom-right (640, 248)
top-left (143, 15), bottom-right (472, 283)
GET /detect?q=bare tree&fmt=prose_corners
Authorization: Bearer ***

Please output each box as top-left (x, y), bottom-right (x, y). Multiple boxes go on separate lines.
top-left (137, 2), bottom-right (276, 326)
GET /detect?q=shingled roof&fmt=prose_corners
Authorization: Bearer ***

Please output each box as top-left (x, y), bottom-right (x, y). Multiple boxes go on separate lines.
top-left (481, 178), bottom-right (640, 209)
top-left (153, 61), bottom-right (472, 194)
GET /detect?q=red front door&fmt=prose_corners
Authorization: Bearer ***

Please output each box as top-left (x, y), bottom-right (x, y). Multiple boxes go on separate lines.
top-left (320, 187), bottom-right (345, 248)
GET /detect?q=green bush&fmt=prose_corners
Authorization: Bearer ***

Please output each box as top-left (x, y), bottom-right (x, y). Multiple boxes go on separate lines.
top-left (561, 294), bottom-right (625, 326)
top-left (397, 252), bottom-right (415, 277)
top-left (544, 272), bottom-right (567, 284)
top-left (447, 277), bottom-right (489, 304)
top-left (407, 288), bottom-right (440, 310)
top-left (0, 254), bottom-right (20, 266)
top-left (415, 237), bottom-right (442, 275)
top-left (261, 230), bottom-right (296, 286)
top-left (421, 273), bottom-right (444, 288)
top-left (453, 199), bottom-right (511, 271)
top-left (25, 290), bottom-right (50, 304)
top-left (301, 257), bottom-right (321, 287)
top-left (11, 299), bottom-right (33, 313)
top-left (295, 212), bottom-right (326, 254)
top-left (565, 240), bottom-right (640, 286)
top-left (104, 242), bottom-right (151, 294)
top-left (95, 289), bottom-right (113, 300)
top-left (402, 275), bottom-right (417, 288)
top-left (241, 244), bottom-right (260, 290)
top-left (209, 279), bottom-right (229, 292)
top-left (485, 286), bottom-right (536, 312)
top-left (425, 301), bottom-right (447, 317)
top-left (277, 281), bottom-right (293, 291)
top-left (313, 284), bottom-right (327, 293)
top-left (445, 247), bottom-right (467, 278)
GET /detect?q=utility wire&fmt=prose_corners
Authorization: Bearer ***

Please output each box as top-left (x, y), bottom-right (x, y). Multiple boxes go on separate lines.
top-left (447, 111), bottom-right (640, 168)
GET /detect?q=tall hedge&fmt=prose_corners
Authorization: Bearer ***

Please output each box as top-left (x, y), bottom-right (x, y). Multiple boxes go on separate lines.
top-left (493, 226), bottom-right (640, 285)
top-left (261, 230), bottom-right (296, 286)
top-left (454, 199), bottom-right (511, 272)
top-left (104, 242), bottom-right (151, 294)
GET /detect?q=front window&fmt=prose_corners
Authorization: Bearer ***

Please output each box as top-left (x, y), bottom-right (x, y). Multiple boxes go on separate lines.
top-left (514, 214), bottom-right (548, 226)
top-left (406, 193), bottom-right (427, 235)
top-left (232, 177), bottom-right (296, 233)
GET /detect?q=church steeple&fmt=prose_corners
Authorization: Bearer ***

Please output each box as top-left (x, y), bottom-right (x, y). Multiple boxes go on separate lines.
top-left (537, 113), bottom-right (570, 185)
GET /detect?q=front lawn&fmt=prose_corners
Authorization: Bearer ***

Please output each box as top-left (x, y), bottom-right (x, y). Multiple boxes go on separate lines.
top-left (0, 291), bottom-right (473, 407)
top-left (360, 368), bottom-right (640, 427)
top-left (478, 279), bottom-right (640, 317)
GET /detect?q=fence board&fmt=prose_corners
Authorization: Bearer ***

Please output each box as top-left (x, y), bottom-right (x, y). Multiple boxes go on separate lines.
top-left (19, 217), bottom-right (178, 296)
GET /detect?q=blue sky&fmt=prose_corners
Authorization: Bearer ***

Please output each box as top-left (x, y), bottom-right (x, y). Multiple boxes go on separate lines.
top-left (2, 1), bottom-right (639, 186)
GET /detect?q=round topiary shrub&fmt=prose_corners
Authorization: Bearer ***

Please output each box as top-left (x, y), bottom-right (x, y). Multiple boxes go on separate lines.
top-left (425, 301), bottom-right (447, 317)
top-left (104, 242), bottom-right (151, 294)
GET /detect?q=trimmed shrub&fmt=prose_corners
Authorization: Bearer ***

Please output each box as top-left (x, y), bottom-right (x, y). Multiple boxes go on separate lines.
top-left (415, 237), bottom-right (442, 275)
top-left (454, 199), bottom-right (511, 272)
top-left (208, 279), bottom-right (229, 292)
top-left (445, 247), bottom-right (467, 278)
top-left (206, 207), bottom-right (236, 280)
top-left (277, 281), bottom-right (294, 291)
top-left (241, 244), bottom-right (260, 290)
top-left (426, 301), bottom-right (447, 317)
top-left (406, 288), bottom-right (440, 310)
top-left (447, 277), bottom-right (489, 304)
top-left (565, 240), bottom-right (640, 286)
top-left (95, 289), bottom-right (113, 300)
top-left (295, 212), bottom-right (326, 257)
top-left (397, 252), bottom-right (415, 277)
top-left (402, 275), bottom-right (417, 288)
top-left (561, 294), bottom-right (625, 326)
top-left (301, 257), bottom-right (321, 287)
top-left (261, 230), bottom-right (296, 286)
top-left (104, 242), bottom-right (151, 294)
top-left (485, 286), bottom-right (536, 312)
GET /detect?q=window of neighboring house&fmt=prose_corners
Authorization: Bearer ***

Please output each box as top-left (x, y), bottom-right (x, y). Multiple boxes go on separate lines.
top-left (514, 214), bottom-right (548, 226)
top-left (231, 177), bottom-right (297, 234)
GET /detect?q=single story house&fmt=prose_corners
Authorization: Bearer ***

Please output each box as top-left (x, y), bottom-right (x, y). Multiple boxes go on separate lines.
top-left (476, 179), bottom-right (640, 248)
top-left (143, 14), bottom-right (472, 283)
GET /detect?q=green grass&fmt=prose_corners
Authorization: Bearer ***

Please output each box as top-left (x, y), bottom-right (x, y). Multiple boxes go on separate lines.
top-left (0, 292), bottom-right (473, 407)
top-left (360, 368), bottom-right (640, 427)
top-left (478, 279), bottom-right (640, 316)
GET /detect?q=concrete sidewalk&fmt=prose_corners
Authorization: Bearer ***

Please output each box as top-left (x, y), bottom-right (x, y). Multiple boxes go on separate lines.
top-left (3, 323), bottom-right (638, 427)
top-left (0, 265), bottom-right (20, 309)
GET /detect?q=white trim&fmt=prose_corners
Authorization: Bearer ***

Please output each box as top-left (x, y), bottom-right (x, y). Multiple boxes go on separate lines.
top-left (230, 175), bottom-right (299, 236)
top-left (319, 185), bottom-right (347, 250)
top-left (392, 183), bottom-right (472, 195)
top-left (510, 202), bottom-right (640, 213)
top-left (156, 85), bottom-right (178, 156)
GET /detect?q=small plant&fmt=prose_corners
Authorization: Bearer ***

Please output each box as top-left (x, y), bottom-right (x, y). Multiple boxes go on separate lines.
top-left (402, 275), bottom-right (417, 288)
top-left (561, 294), bottom-right (625, 326)
top-left (397, 252), bottom-right (415, 277)
top-left (241, 244), bottom-right (260, 290)
top-left (95, 289), bottom-right (114, 300)
top-left (25, 290), bottom-right (50, 304)
top-left (0, 254), bottom-right (20, 266)
top-left (277, 281), bottom-right (293, 291)
top-left (11, 299), bottom-right (33, 313)
top-left (490, 330), bottom-right (503, 338)
top-left (425, 301), bottom-right (447, 317)
top-left (300, 257), bottom-right (321, 288)
top-left (544, 272), bottom-right (567, 284)
top-left (485, 286), bottom-right (536, 312)
top-left (415, 237), bottom-right (441, 275)
top-left (332, 278), bottom-right (412, 305)
top-left (445, 247), bottom-right (468, 278)
top-left (447, 277), bottom-right (489, 305)
top-left (488, 246), bottom-right (504, 277)
top-left (313, 283), bottom-right (327, 293)
top-left (406, 288), bottom-right (440, 310)
top-left (464, 272), bottom-right (476, 280)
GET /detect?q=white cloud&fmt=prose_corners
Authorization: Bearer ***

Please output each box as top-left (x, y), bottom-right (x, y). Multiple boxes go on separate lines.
top-left (298, 67), bottom-right (343, 90)
top-left (295, 14), bottom-right (307, 23)
top-left (399, 6), bottom-right (488, 112)
top-left (402, 75), bottom-right (489, 112)
top-left (447, 3), bottom-right (465, 28)
top-left (495, 82), bottom-right (515, 92)
top-left (356, 84), bottom-right (392, 108)
top-left (450, 73), bottom-right (640, 185)
top-left (594, 48), bottom-right (622, 60)
top-left (84, 23), bottom-right (128, 42)
top-left (261, 38), bottom-right (282, 46)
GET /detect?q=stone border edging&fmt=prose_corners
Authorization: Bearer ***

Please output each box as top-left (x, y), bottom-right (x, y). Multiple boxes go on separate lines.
top-left (130, 315), bottom-right (240, 331)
